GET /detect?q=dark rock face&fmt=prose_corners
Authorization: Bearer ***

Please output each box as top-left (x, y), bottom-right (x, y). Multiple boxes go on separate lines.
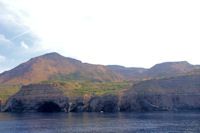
top-left (120, 94), bottom-right (167, 112)
top-left (69, 95), bottom-right (119, 113)
top-left (2, 84), bottom-right (119, 113)
top-left (119, 74), bottom-right (200, 112)
top-left (87, 95), bottom-right (119, 112)
top-left (2, 84), bottom-right (69, 112)
top-left (120, 94), bottom-right (200, 112)
top-left (69, 98), bottom-right (85, 112)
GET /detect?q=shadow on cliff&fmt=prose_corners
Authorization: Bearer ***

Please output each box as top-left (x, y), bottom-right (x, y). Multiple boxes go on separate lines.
top-left (37, 102), bottom-right (61, 112)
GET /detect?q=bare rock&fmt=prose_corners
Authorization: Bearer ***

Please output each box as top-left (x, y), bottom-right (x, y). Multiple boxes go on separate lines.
top-left (2, 84), bottom-right (69, 112)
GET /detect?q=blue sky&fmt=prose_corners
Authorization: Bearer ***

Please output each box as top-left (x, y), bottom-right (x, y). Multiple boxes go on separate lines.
top-left (0, 0), bottom-right (200, 73)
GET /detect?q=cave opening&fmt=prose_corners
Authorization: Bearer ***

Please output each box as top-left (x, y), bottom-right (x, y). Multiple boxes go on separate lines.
top-left (37, 102), bottom-right (61, 112)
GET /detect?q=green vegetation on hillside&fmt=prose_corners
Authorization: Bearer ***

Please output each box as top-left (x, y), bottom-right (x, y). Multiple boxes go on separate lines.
top-left (0, 79), bottom-right (133, 105)
top-left (40, 80), bottom-right (133, 98)
top-left (0, 85), bottom-right (21, 104)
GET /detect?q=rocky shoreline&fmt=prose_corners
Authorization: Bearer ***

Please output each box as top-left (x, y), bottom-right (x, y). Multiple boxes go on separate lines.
top-left (1, 84), bottom-right (200, 113)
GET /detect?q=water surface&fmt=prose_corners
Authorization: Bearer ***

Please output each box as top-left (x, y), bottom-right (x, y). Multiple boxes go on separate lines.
top-left (0, 112), bottom-right (200, 133)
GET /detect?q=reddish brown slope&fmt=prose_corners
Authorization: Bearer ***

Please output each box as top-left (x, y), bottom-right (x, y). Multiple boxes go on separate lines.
top-left (0, 53), bottom-right (123, 85)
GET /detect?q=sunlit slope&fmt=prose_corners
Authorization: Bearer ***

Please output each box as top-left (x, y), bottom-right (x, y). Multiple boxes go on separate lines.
top-left (0, 53), bottom-right (123, 85)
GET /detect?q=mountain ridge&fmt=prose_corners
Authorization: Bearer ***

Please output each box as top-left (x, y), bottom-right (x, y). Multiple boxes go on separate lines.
top-left (0, 52), bottom-right (200, 85)
top-left (0, 52), bottom-right (123, 85)
top-left (107, 61), bottom-right (200, 80)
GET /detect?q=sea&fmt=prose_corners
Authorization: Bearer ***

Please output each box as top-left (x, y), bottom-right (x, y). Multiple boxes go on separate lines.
top-left (0, 112), bottom-right (200, 133)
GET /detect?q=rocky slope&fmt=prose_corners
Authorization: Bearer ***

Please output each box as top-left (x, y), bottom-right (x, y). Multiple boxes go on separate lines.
top-left (107, 61), bottom-right (200, 80)
top-left (2, 83), bottom-right (120, 112)
top-left (0, 53), bottom-right (122, 85)
top-left (120, 74), bottom-right (200, 112)
top-left (106, 65), bottom-right (147, 80)
top-left (0, 53), bottom-right (199, 85)
top-left (2, 84), bottom-right (69, 112)
top-left (146, 61), bottom-right (199, 78)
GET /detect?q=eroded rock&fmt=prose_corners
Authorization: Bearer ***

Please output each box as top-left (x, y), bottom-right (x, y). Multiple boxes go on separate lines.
top-left (120, 94), bottom-right (200, 112)
top-left (2, 84), bottom-right (69, 112)
top-left (68, 95), bottom-right (119, 113)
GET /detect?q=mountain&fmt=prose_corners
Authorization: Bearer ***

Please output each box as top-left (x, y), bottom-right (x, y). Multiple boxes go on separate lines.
top-left (0, 52), bottom-right (200, 85)
top-left (106, 65), bottom-right (147, 80)
top-left (1, 52), bottom-right (200, 112)
top-left (146, 61), bottom-right (199, 78)
top-left (0, 52), bottom-right (122, 85)
top-left (107, 61), bottom-right (200, 80)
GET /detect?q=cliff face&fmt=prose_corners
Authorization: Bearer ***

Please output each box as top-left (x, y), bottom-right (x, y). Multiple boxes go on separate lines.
top-left (69, 95), bottom-right (119, 112)
top-left (2, 84), bottom-right (69, 112)
top-left (2, 83), bottom-right (119, 113)
top-left (120, 94), bottom-right (200, 112)
top-left (120, 74), bottom-right (200, 112)
top-left (3, 74), bottom-right (200, 113)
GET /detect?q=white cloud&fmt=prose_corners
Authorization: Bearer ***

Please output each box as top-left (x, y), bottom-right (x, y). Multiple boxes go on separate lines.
top-left (0, 55), bottom-right (5, 62)
top-left (1, 0), bottom-right (200, 68)
top-left (20, 41), bottom-right (29, 49)
top-left (11, 30), bottom-right (31, 41)
top-left (0, 34), bottom-right (11, 43)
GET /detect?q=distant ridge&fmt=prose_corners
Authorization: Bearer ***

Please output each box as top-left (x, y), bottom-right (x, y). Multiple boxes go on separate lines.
top-left (146, 61), bottom-right (199, 78)
top-left (107, 61), bottom-right (200, 80)
top-left (106, 65), bottom-right (147, 80)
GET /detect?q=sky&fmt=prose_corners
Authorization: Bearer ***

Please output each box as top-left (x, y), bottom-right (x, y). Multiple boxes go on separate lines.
top-left (0, 0), bottom-right (200, 73)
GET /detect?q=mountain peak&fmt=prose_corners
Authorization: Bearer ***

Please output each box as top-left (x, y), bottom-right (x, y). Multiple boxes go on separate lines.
top-left (36, 52), bottom-right (82, 64)
top-left (41, 52), bottom-right (62, 57)
top-left (151, 61), bottom-right (191, 68)
top-left (38, 52), bottom-right (64, 59)
top-left (146, 61), bottom-right (195, 78)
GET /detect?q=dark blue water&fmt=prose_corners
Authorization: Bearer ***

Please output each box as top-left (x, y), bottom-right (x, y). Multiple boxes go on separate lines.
top-left (0, 112), bottom-right (200, 133)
